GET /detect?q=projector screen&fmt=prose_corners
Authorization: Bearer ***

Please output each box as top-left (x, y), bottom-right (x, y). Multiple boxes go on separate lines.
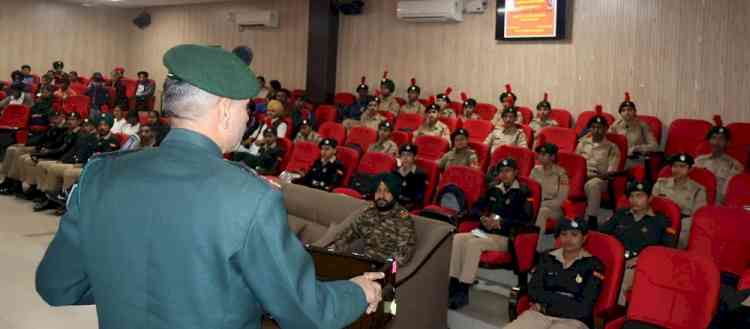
top-left (496, 0), bottom-right (567, 40)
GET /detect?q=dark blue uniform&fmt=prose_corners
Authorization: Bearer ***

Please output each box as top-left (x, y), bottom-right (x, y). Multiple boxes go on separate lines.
top-left (299, 158), bottom-right (345, 191)
top-left (470, 180), bottom-right (534, 236)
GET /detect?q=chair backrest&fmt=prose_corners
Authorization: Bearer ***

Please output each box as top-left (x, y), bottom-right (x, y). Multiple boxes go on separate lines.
top-left (557, 152), bottom-right (587, 200)
top-left (314, 105), bottom-right (338, 125)
top-left (395, 112), bottom-right (423, 132)
top-left (414, 135), bottom-right (450, 161)
top-left (549, 108), bottom-right (572, 128)
top-left (724, 173), bottom-right (750, 208)
top-left (435, 165), bottom-right (485, 208)
top-left (638, 115), bottom-right (664, 145)
top-left (285, 141), bottom-right (321, 173)
top-left (516, 106), bottom-right (533, 124)
top-left (357, 152), bottom-right (396, 175)
top-left (336, 146), bottom-right (360, 187)
top-left (416, 158), bottom-right (440, 207)
top-left (334, 92), bottom-right (355, 107)
top-left (462, 119), bottom-right (494, 143)
top-left (394, 97), bottom-right (406, 106)
top-left (517, 176), bottom-right (541, 218)
top-left (114, 133), bottom-right (129, 146)
top-left (490, 145), bottom-right (535, 178)
top-left (138, 111), bottom-right (150, 125)
top-left (665, 119), bottom-right (712, 156)
top-left (575, 110), bottom-right (616, 136)
top-left (606, 133), bottom-right (628, 171)
top-left (0, 104), bottom-right (31, 129)
top-left (448, 101), bottom-right (463, 116)
top-left (474, 103), bottom-right (497, 121)
top-left (418, 98), bottom-right (431, 107)
top-left (688, 206), bottom-right (750, 276)
top-left (520, 124), bottom-right (533, 149)
top-left (122, 78), bottom-right (138, 97)
top-left (627, 246), bottom-right (720, 329)
top-left (378, 111), bottom-right (395, 124)
top-left (693, 141), bottom-right (748, 170)
top-left (390, 130), bottom-right (411, 147)
top-left (726, 122), bottom-right (750, 147)
top-left (64, 95), bottom-right (91, 118)
top-left (70, 83), bottom-right (87, 95)
top-left (276, 138), bottom-right (294, 172)
top-left (318, 122), bottom-right (346, 145)
top-left (538, 126), bottom-right (577, 153)
top-left (468, 141), bottom-right (490, 172)
top-left (345, 126), bottom-right (378, 152)
top-left (658, 166), bottom-right (717, 205)
top-left (439, 116), bottom-right (459, 133)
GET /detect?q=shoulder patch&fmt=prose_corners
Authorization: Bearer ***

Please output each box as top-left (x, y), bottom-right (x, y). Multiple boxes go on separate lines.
top-left (399, 210), bottom-right (410, 220)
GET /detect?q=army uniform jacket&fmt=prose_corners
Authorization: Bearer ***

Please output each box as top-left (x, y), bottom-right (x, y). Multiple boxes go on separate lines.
top-left (332, 203), bottom-right (417, 265)
top-left (439, 108), bottom-right (456, 118)
top-left (400, 101), bottom-right (425, 115)
top-left (529, 118), bottom-right (559, 135)
top-left (367, 139), bottom-right (398, 157)
top-left (35, 128), bottom-right (367, 329)
top-left (438, 147), bottom-right (479, 171)
top-left (60, 132), bottom-right (98, 164)
top-left (609, 119), bottom-right (658, 155)
top-left (344, 100), bottom-right (368, 121)
top-left (413, 121), bottom-right (451, 143)
top-left (37, 128), bottom-right (80, 160)
top-left (575, 135), bottom-right (621, 177)
top-left (393, 166), bottom-right (428, 209)
top-left (652, 177), bottom-right (707, 216)
top-left (293, 131), bottom-right (322, 144)
top-left (695, 153), bottom-right (743, 202)
top-left (470, 180), bottom-right (533, 236)
top-left (253, 143), bottom-right (285, 175)
top-left (600, 209), bottom-right (674, 254)
top-left (529, 249), bottom-right (605, 327)
top-left (530, 164), bottom-right (570, 208)
top-left (95, 134), bottom-right (121, 154)
top-left (31, 125), bottom-right (66, 149)
top-left (300, 157), bottom-right (345, 191)
top-left (360, 112), bottom-right (386, 130)
top-left (378, 95), bottom-right (401, 115)
top-left (484, 125), bottom-right (528, 153)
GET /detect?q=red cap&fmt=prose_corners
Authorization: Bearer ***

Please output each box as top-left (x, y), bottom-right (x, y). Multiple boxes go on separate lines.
top-left (410, 78), bottom-right (416, 86)
top-left (114, 67), bottom-right (125, 74)
top-left (624, 92), bottom-right (631, 102)
top-left (543, 92), bottom-right (549, 102)
top-left (461, 92), bottom-right (468, 102)
top-left (382, 69), bottom-right (388, 79)
top-left (713, 115), bottom-right (723, 127)
top-left (360, 76), bottom-right (366, 84)
top-left (505, 84), bottom-right (512, 93)
top-left (444, 87), bottom-right (453, 96)
top-left (595, 104), bottom-right (603, 115)
top-left (428, 95), bottom-right (436, 104)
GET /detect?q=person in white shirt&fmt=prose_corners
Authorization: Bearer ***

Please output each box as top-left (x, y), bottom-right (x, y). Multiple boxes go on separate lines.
top-left (239, 99), bottom-right (288, 155)
top-left (109, 106), bottom-right (129, 135)
top-left (120, 112), bottom-right (141, 136)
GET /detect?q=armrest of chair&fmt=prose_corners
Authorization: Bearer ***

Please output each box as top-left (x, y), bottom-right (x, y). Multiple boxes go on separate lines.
top-left (738, 269), bottom-right (750, 290)
top-left (508, 286), bottom-right (531, 321)
top-left (508, 225), bottom-right (540, 275)
top-left (0, 125), bottom-right (19, 130)
top-left (604, 316), bottom-right (626, 329)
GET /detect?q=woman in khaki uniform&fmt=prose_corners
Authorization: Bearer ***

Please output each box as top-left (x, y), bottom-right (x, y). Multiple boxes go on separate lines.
top-left (530, 139), bottom-right (569, 237)
top-left (529, 93), bottom-right (559, 136)
top-left (694, 117), bottom-right (743, 203)
top-left (485, 107), bottom-right (528, 153)
top-left (413, 103), bottom-right (451, 143)
top-left (400, 78), bottom-right (425, 115)
top-left (608, 92), bottom-right (658, 167)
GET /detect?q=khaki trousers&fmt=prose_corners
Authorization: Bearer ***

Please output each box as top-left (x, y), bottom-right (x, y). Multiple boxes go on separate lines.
top-left (536, 200), bottom-right (563, 236)
top-left (450, 232), bottom-right (508, 284)
top-left (19, 154), bottom-right (55, 186)
top-left (38, 162), bottom-right (75, 193)
top-left (2, 144), bottom-right (34, 179)
top-left (584, 177), bottom-right (608, 219)
top-left (62, 167), bottom-right (83, 192)
top-left (678, 216), bottom-right (693, 249)
top-left (504, 310), bottom-right (587, 329)
top-left (619, 257), bottom-right (639, 306)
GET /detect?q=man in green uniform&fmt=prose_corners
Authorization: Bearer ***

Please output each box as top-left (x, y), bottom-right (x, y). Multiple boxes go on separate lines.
top-left (35, 44), bottom-right (383, 329)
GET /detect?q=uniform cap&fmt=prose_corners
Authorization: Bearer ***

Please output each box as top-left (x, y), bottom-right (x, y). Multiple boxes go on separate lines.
top-left (380, 70), bottom-right (395, 92)
top-left (356, 76), bottom-right (369, 92)
top-left (557, 217), bottom-right (589, 235)
top-left (588, 105), bottom-right (609, 127)
top-left (626, 179), bottom-right (653, 196)
top-left (619, 92), bottom-right (636, 112)
top-left (67, 112), bottom-right (81, 120)
top-left (407, 78), bottom-right (420, 94)
top-left (535, 143), bottom-right (559, 156)
top-left (706, 115), bottom-right (731, 140)
top-left (537, 92), bottom-right (551, 110)
top-left (426, 103), bottom-right (440, 113)
top-left (399, 143), bottom-right (418, 155)
top-left (98, 112), bottom-right (114, 127)
top-left (378, 121), bottom-right (393, 131)
top-left (496, 158), bottom-right (518, 170)
top-left (668, 153), bottom-right (694, 167)
top-left (451, 128), bottom-right (470, 141)
top-left (319, 138), bottom-right (338, 148)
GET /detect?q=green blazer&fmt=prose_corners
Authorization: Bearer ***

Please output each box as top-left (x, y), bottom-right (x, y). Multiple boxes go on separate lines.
top-left (36, 128), bottom-right (367, 329)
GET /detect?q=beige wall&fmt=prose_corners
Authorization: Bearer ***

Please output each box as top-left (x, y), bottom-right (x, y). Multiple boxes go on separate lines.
top-left (0, 0), bottom-right (135, 81)
top-left (337, 0), bottom-right (750, 126)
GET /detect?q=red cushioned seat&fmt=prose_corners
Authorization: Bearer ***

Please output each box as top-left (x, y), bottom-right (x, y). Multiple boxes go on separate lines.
top-left (468, 141), bottom-right (490, 172)
top-left (538, 126), bottom-right (577, 153)
top-left (687, 206), bottom-right (750, 277)
top-left (334, 92), bottom-right (355, 107)
top-left (394, 112), bottom-right (423, 132)
top-left (726, 122), bottom-right (750, 148)
top-left (314, 105), bottom-right (338, 125)
top-left (336, 146), bottom-right (360, 187)
top-left (318, 122), bottom-right (346, 146)
top-left (285, 141), bottom-right (320, 174)
top-left (474, 103), bottom-right (497, 121)
top-left (0, 104), bottom-right (31, 144)
top-left (723, 173), bottom-right (750, 207)
top-left (462, 119), bottom-right (494, 144)
top-left (345, 126), bottom-right (377, 153)
top-left (516, 106), bottom-right (533, 125)
top-left (414, 135), bottom-right (450, 162)
top-left (416, 158), bottom-right (439, 209)
top-left (575, 110), bottom-right (615, 136)
top-left (665, 119), bottom-right (712, 156)
top-left (390, 130), bottom-right (411, 148)
top-left (490, 145), bottom-right (535, 178)
top-left (549, 108), bottom-right (572, 128)
top-left (439, 116), bottom-right (459, 133)
top-left (357, 152), bottom-right (396, 175)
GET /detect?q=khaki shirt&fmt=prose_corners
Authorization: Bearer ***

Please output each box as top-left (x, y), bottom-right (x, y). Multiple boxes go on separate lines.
top-left (437, 147), bottom-right (479, 171)
top-left (360, 112), bottom-right (386, 130)
top-left (529, 118), bottom-right (559, 135)
top-left (530, 164), bottom-right (570, 208)
top-left (653, 177), bottom-right (707, 216)
top-left (367, 139), bottom-right (399, 158)
top-left (294, 131), bottom-right (322, 144)
top-left (484, 126), bottom-right (528, 153)
top-left (378, 95), bottom-right (401, 115)
top-left (575, 135), bottom-right (621, 177)
top-left (695, 153), bottom-right (743, 202)
top-left (413, 121), bottom-right (451, 144)
top-left (440, 108), bottom-right (456, 118)
top-left (609, 119), bottom-right (659, 155)
top-left (400, 101), bottom-right (425, 115)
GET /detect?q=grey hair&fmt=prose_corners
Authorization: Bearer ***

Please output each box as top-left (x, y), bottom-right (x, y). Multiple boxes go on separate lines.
top-left (162, 77), bottom-right (220, 121)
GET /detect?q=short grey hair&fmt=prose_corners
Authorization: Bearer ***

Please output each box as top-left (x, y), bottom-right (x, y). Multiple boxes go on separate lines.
top-left (162, 77), bottom-right (220, 121)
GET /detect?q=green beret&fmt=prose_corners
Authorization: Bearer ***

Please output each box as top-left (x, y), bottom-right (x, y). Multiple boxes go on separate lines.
top-left (377, 173), bottom-right (401, 199)
top-left (98, 112), bottom-right (114, 127)
top-left (163, 44), bottom-right (259, 100)
top-left (626, 179), bottom-right (653, 196)
top-left (380, 79), bottom-right (395, 92)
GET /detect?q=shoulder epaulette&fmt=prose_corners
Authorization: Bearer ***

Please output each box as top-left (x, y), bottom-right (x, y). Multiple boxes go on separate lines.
top-left (89, 148), bottom-right (143, 161)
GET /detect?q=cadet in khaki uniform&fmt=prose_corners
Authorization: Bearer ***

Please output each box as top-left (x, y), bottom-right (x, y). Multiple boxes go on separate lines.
top-left (360, 96), bottom-right (387, 130)
top-left (342, 77), bottom-right (370, 129)
top-left (575, 111), bottom-right (621, 229)
top-left (438, 129), bottom-right (479, 171)
top-left (377, 71), bottom-right (400, 115)
top-left (608, 92), bottom-right (658, 164)
top-left (485, 107), bottom-right (528, 153)
top-left (413, 104), bottom-right (451, 143)
top-left (449, 158), bottom-right (533, 310)
top-left (436, 88), bottom-right (456, 118)
top-left (694, 118), bottom-right (743, 203)
top-left (292, 119), bottom-right (321, 144)
top-left (506, 217), bottom-right (604, 329)
top-left (531, 139), bottom-right (569, 237)
top-left (498, 84), bottom-right (524, 125)
top-left (400, 78), bottom-right (425, 115)
top-left (601, 180), bottom-right (674, 305)
top-left (367, 121), bottom-right (398, 157)
top-left (529, 93), bottom-right (559, 136)
top-left (460, 93), bottom-right (480, 120)
top-left (652, 153), bottom-right (707, 248)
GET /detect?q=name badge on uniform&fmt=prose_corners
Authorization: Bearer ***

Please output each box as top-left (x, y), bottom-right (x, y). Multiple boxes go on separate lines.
top-left (641, 227), bottom-right (648, 233)
top-left (402, 181), bottom-right (407, 187)
top-left (575, 274), bottom-right (583, 284)
top-left (505, 199), bottom-right (511, 205)
top-left (322, 168), bottom-right (327, 173)
top-left (490, 197), bottom-right (497, 202)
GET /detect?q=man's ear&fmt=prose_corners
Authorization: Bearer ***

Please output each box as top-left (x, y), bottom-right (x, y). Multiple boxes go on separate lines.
top-left (217, 98), bottom-right (231, 129)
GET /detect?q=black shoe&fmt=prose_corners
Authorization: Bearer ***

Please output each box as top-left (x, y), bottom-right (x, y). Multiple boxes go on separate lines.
top-left (33, 199), bottom-right (55, 212)
top-left (449, 283), bottom-right (471, 310)
top-left (588, 216), bottom-right (599, 231)
top-left (448, 277), bottom-right (459, 299)
top-left (21, 185), bottom-right (43, 200)
top-left (0, 180), bottom-right (21, 195)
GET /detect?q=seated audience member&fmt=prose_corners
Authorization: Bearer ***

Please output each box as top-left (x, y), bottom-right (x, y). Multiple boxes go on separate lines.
top-left (652, 153), bottom-right (707, 248)
top-left (608, 93), bottom-right (658, 167)
top-left (504, 217), bottom-right (604, 329)
top-left (121, 111), bottom-right (141, 136)
top-left (242, 99), bottom-right (287, 155)
top-left (293, 119), bottom-right (321, 144)
top-left (51, 61), bottom-right (66, 83)
top-left (575, 112), bottom-right (620, 230)
top-left (0, 82), bottom-right (33, 110)
top-left (435, 88), bottom-right (456, 118)
top-left (601, 180), bottom-right (674, 305)
top-left (529, 93), bottom-right (559, 136)
top-left (413, 104), bottom-right (451, 143)
top-left (486, 106), bottom-right (528, 153)
top-left (266, 79), bottom-right (281, 101)
top-left (37, 73), bottom-right (55, 96)
top-left (694, 118), bottom-right (743, 203)
top-left (368, 121), bottom-right (398, 157)
top-left (20, 65), bottom-right (36, 87)
top-left (438, 128), bottom-right (479, 171)
top-left (342, 78), bottom-right (370, 129)
top-left (233, 128), bottom-right (285, 175)
top-left (378, 71), bottom-right (400, 115)
top-left (359, 96), bottom-right (387, 131)
top-left (274, 88), bottom-right (292, 109)
top-left (392, 144), bottom-right (427, 210)
top-left (68, 71), bottom-right (81, 84)
top-left (109, 106), bottom-right (128, 135)
top-left (322, 173), bottom-right (417, 265)
top-left (530, 140), bottom-right (569, 238)
top-left (134, 71), bottom-right (155, 111)
top-left (146, 110), bottom-right (170, 146)
top-left (498, 84), bottom-right (524, 125)
top-left (111, 67), bottom-right (129, 109)
top-left (255, 76), bottom-right (270, 99)
top-left (120, 124), bottom-right (157, 151)
top-left (28, 85), bottom-right (55, 128)
top-left (289, 93), bottom-right (311, 138)
top-left (448, 158), bottom-right (533, 309)
top-left (293, 138), bottom-right (345, 191)
top-left (54, 78), bottom-right (78, 101)
top-left (84, 72), bottom-right (110, 119)
top-left (400, 78), bottom-right (425, 115)
top-left (460, 94), bottom-right (479, 120)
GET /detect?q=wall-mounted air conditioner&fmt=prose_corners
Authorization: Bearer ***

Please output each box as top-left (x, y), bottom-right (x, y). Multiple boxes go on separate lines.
top-left (233, 10), bottom-right (279, 30)
top-left (397, 0), bottom-right (464, 23)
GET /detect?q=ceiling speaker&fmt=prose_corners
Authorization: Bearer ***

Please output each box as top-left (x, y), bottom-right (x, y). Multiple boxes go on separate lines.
top-left (133, 12), bottom-right (151, 29)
